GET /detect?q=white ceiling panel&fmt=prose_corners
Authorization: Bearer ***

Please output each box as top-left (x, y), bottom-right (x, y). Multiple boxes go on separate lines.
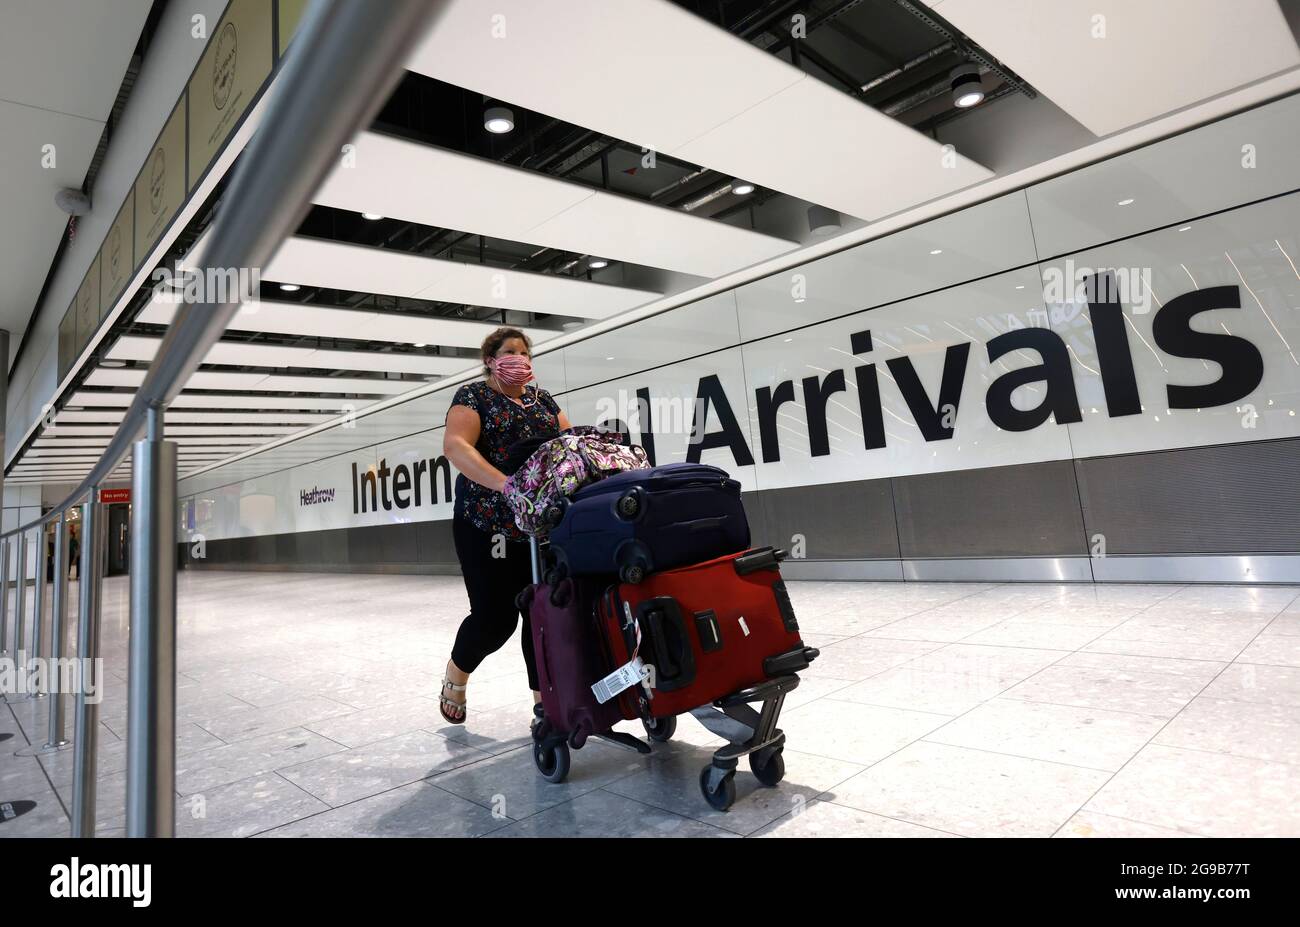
top-left (266, 236), bottom-right (460, 295)
top-left (414, 260), bottom-right (658, 319)
top-left (69, 391), bottom-right (382, 412)
top-left (936, 0), bottom-right (1300, 136)
top-left (84, 366), bottom-right (421, 395)
top-left (55, 409), bottom-right (331, 425)
top-left (408, 0), bottom-right (803, 153)
top-left (318, 132), bottom-right (795, 277)
top-left (40, 428), bottom-right (287, 442)
top-left (526, 189), bottom-right (796, 278)
top-left (108, 334), bottom-right (472, 376)
top-left (407, 0), bottom-right (992, 222)
top-left (266, 237), bottom-right (658, 319)
top-left (85, 368), bottom-right (268, 391)
top-left (674, 77), bottom-right (993, 221)
top-left (34, 437), bottom-right (267, 449)
top-left (138, 294), bottom-right (557, 350)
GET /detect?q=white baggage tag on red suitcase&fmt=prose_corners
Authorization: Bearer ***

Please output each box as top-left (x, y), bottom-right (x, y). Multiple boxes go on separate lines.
top-left (592, 656), bottom-right (647, 704)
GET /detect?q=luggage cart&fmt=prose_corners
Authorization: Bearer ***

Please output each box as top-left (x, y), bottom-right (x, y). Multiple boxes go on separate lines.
top-left (521, 536), bottom-right (819, 812)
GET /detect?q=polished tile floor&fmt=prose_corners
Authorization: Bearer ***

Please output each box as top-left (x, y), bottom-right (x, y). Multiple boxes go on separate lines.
top-left (2, 571), bottom-right (1298, 838)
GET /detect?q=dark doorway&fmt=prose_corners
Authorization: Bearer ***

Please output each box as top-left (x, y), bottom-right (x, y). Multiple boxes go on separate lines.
top-left (107, 503), bottom-right (131, 576)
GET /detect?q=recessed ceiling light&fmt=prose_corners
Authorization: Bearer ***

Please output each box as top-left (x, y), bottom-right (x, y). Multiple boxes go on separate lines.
top-left (605, 356), bottom-right (615, 361)
top-left (587, 257), bottom-right (609, 269)
top-left (279, 283), bottom-right (300, 292)
top-left (484, 105), bottom-right (514, 134)
top-left (1178, 225), bottom-right (1191, 231)
top-left (561, 321), bottom-right (583, 331)
top-left (731, 180), bottom-right (756, 195)
top-left (100, 359), bottom-right (127, 368)
top-left (1117, 198), bottom-right (1135, 206)
top-left (930, 249), bottom-right (943, 255)
top-left (950, 63), bottom-right (984, 108)
top-left (362, 213), bottom-right (384, 221)
top-left (412, 343), bottom-right (426, 348)
top-left (1015, 285), bottom-right (1025, 290)
top-left (784, 338), bottom-right (793, 343)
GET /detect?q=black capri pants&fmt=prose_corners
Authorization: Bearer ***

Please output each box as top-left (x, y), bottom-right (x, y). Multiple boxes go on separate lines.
top-left (450, 515), bottom-right (539, 691)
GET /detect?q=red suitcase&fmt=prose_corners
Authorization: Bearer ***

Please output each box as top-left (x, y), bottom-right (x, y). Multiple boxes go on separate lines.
top-left (595, 547), bottom-right (815, 719)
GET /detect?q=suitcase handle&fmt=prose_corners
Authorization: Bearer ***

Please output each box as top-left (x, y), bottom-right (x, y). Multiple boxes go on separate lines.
top-left (733, 546), bottom-right (785, 575)
top-left (638, 597), bottom-right (697, 692)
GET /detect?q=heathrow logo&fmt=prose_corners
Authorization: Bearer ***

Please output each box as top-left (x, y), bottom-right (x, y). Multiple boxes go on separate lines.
top-left (299, 486), bottom-right (335, 506)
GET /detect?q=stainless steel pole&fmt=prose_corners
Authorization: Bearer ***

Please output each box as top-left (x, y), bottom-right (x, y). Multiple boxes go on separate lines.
top-left (28, 524), bottom-right (48, 698)
top-left (14, 531), bottom-right (27, 683)
top-left (126, 407), bottom-right (177, 838)
top-left (46, 514), bottom-right (70, 748)
top-left (0, 537), bottom-right (9, 659)
top-left (72, 496), bottom-right (106, 837)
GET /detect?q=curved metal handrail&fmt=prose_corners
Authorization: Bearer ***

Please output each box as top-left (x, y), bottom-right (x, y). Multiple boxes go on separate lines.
top-left (0, 0), bottom-right (445, 541)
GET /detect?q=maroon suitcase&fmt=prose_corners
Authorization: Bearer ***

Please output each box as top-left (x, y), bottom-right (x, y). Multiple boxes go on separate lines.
top-left (595, 547), bottom-right (816, 719)
top-left (521, 577), bottom-right (633, 748)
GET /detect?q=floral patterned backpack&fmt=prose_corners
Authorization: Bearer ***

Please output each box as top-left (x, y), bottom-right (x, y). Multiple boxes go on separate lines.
top-left (504, 426), bottom-right (649, 536)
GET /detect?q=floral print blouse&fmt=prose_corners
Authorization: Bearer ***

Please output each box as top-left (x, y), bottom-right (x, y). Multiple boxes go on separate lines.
top-left (449, 380), bottom-right (560, 540)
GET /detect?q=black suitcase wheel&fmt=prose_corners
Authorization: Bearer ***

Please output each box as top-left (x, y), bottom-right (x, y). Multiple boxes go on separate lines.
top-left (548, 583), bottom-right (570, 608)
top-left (699, 766), bottom-right (736, 812)
top-left (749, 747), bottom-right (785, 787)
top-left (534, 740), bottom-right (570, 783)
top-left (619, 562), bottom-right (646, 585)
top-left (643, 715), bottom-right (676, 743)
top-left (616, 489), bottom-right (641, 519)
top-left (514, 586), bottom-right (534, 612)
top-left (544, 502), bottom-right (566, 527)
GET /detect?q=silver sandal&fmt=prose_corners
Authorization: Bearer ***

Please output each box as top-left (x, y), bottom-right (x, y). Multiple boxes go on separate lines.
top-left (439, 676), bottom-right (468, 724)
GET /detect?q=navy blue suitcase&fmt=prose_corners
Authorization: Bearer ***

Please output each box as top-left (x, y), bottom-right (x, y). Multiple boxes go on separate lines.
top-left (547, 463), bottom-right (750, 584)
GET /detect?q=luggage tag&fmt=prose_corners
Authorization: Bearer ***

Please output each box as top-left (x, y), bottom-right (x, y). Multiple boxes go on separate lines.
top-left (591, 600), bottom-right (654, 704)
top-left (592, 656), bottom-right (649, 704)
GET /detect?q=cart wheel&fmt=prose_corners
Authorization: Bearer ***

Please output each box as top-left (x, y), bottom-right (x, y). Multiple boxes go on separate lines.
top-left (616, 490), bottom-right (641, 519)
top-left (643, 715), bottom-right (676, 743)
top-left (699, 766), bottom-right (736, 812)
top-left (534, 740), bottom-right (570, 783)
top-left (749, 748), bottom-right (785, 787)
top-left (619, 562), bottom-right (645, 585)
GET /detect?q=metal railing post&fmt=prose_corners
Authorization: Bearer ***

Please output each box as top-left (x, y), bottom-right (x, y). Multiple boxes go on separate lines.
top-left (45, 514), bottom-right (71, 749)
top-left (126, 407), bottom-right (178, 838)
top-left (14, 531), bottom-right (28, 686)
top-left (0, 537), bottom-right (9, 660)
top-left (28, 525), bottom-right (48, 698)
top-left (72, 495), bottom-right (106, 837)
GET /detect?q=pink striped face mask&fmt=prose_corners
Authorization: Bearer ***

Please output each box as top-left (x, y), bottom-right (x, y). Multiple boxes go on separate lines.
top-left (488, 353), bottom-right (534, 387)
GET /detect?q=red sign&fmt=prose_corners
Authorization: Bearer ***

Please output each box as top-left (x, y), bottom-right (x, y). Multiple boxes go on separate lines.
top-left (99, 488), bottom-right (131, 504)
